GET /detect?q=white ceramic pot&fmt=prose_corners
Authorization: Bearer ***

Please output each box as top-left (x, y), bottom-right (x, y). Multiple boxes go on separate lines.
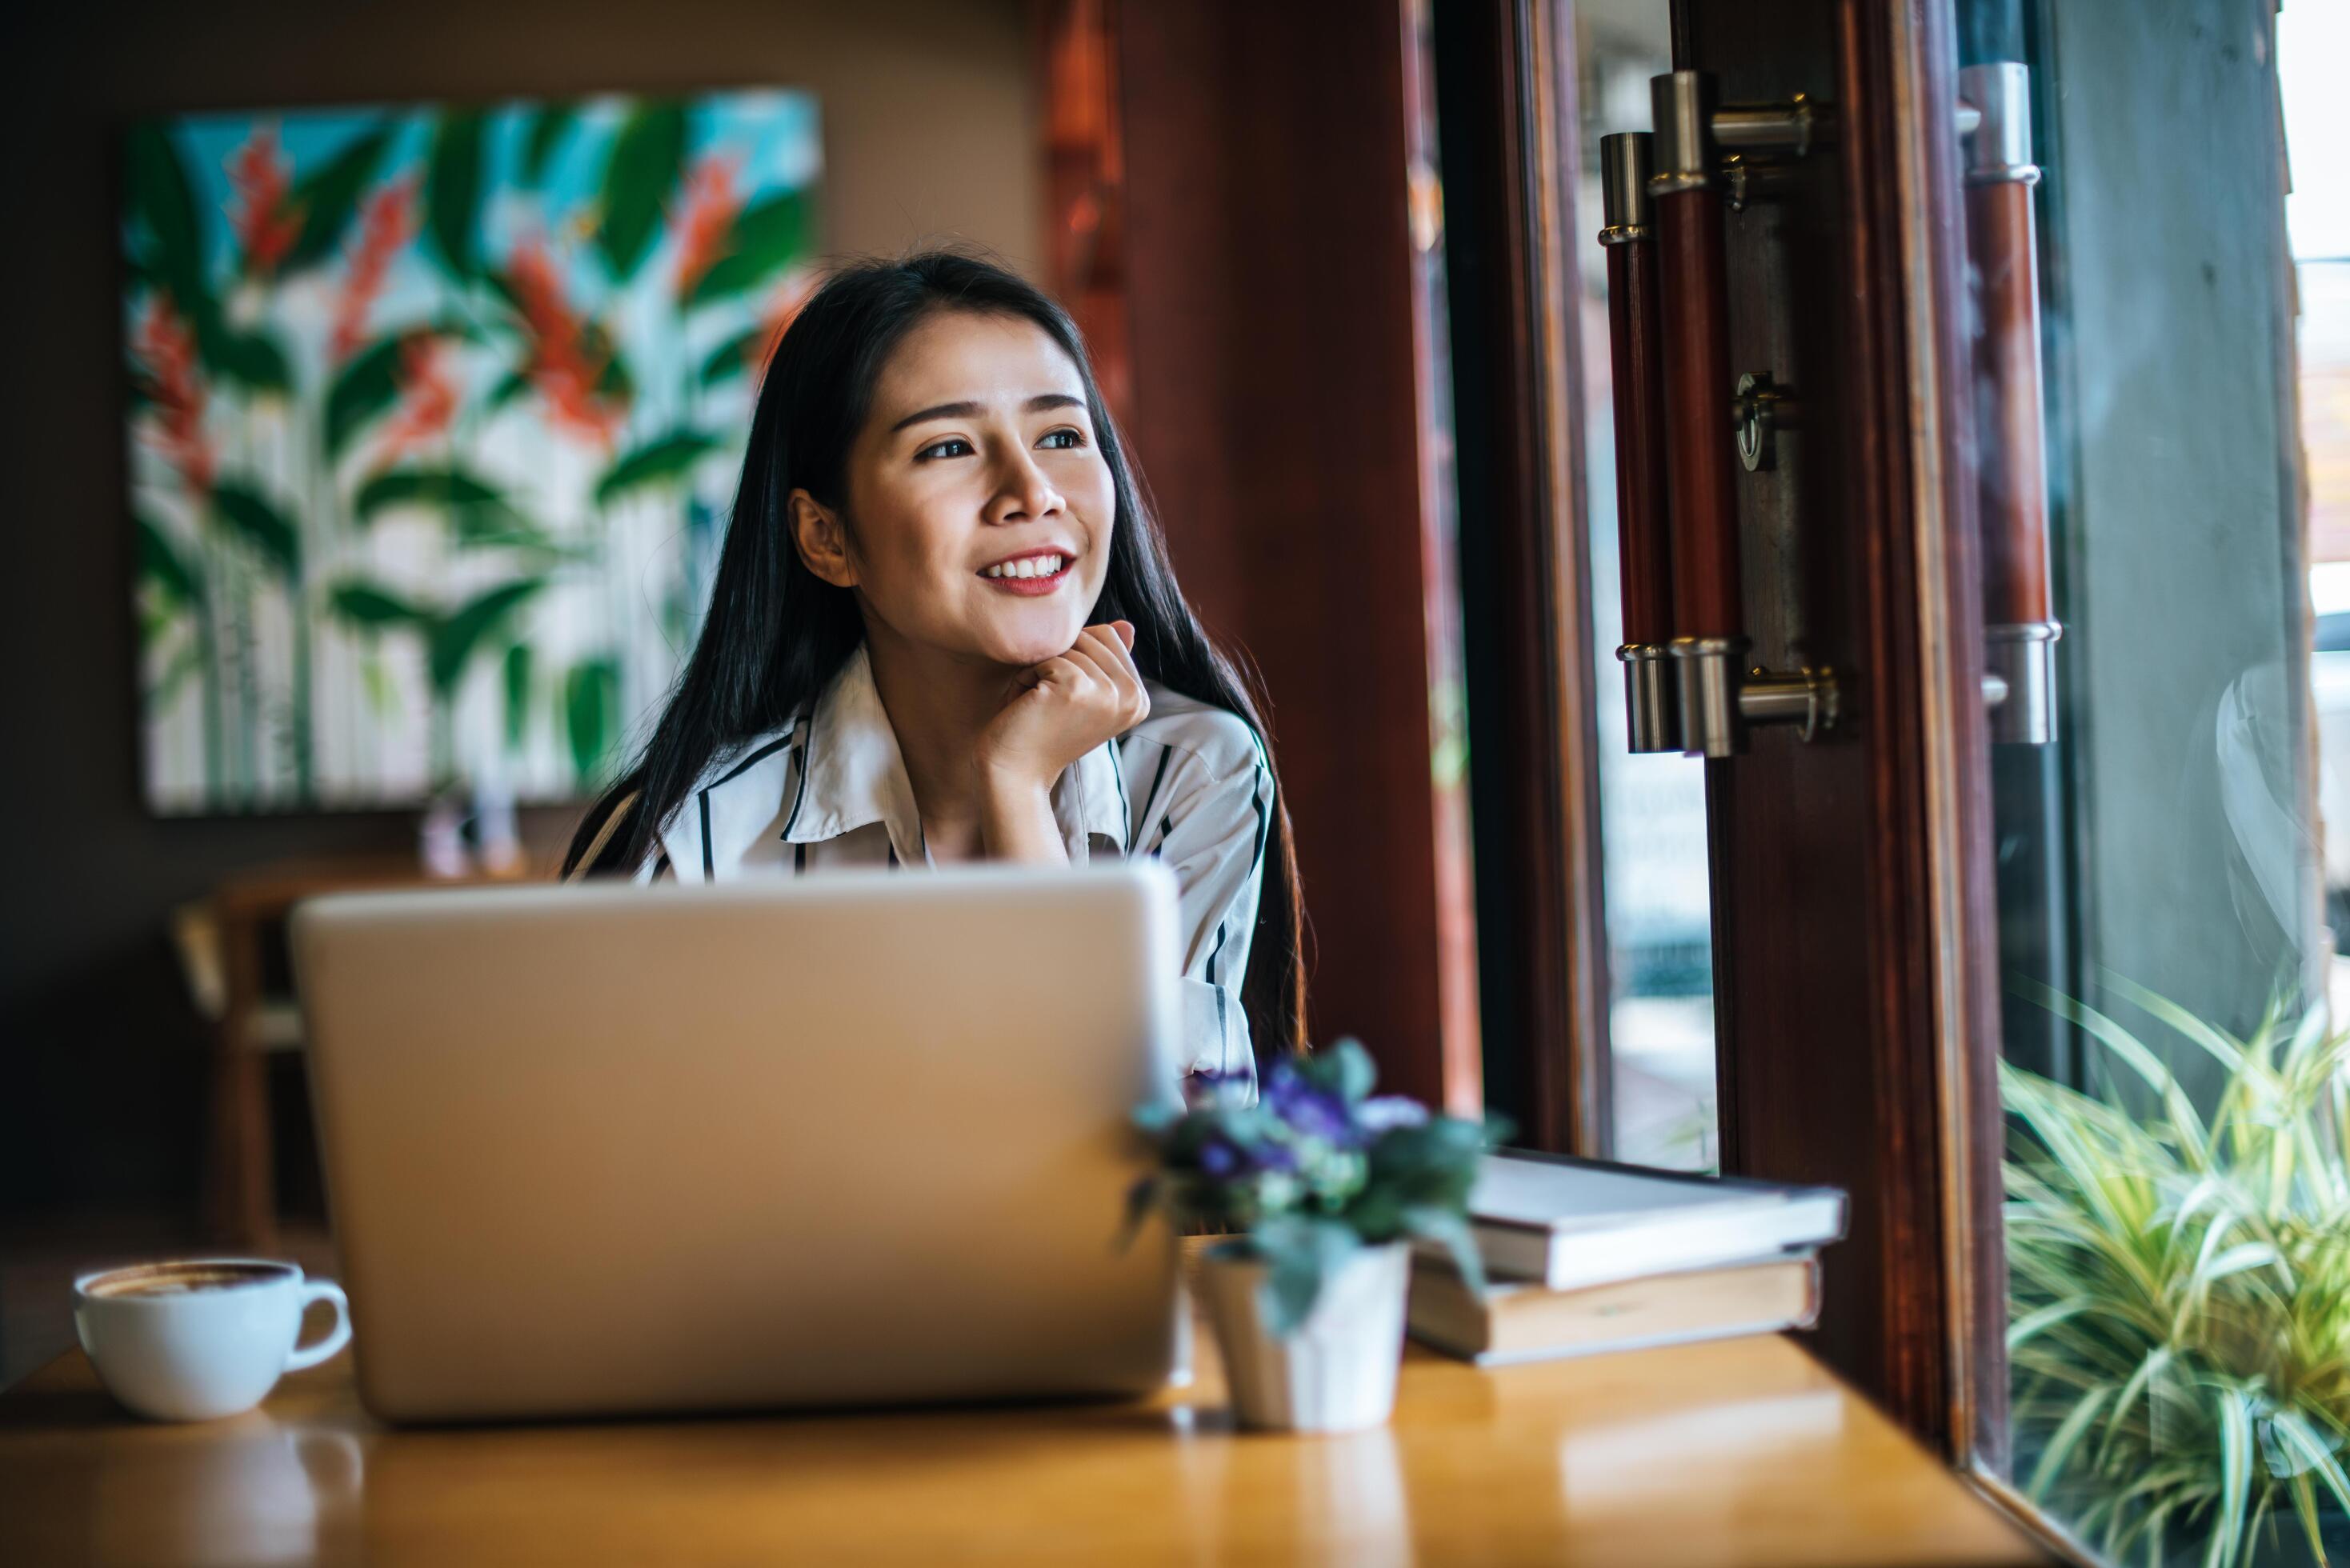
top-left (1197, 1240), bottom-right (1409, 1433)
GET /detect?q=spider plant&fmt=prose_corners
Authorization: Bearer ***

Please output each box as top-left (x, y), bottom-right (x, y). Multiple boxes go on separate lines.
top-left (2005, 977), bottom-right (2350, 1567)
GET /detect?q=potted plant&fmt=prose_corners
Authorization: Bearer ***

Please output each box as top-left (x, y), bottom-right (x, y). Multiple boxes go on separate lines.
top-left (2006, 978), bottom-right (2350, 1567)
top-left (1126, 1038), bottom-right (1495, 1432)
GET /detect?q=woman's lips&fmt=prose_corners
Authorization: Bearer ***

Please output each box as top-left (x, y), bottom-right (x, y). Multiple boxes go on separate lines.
top-left (979, 559), bottom-right (1071, 597)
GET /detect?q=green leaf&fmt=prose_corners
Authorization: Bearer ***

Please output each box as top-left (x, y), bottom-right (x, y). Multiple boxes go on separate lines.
top-left (1296, 1038), bottom-right (1379, 1104)
top-left (521, 102), bottom-right (578, 186)
top-left (124, 122), bottom-right (206, 311)
top-left (422, 112), bottom-right (486, 280)
top-left (354, 466), bottom-right (567, 556)
top-left (594, 430), bottom-right (717, 508)
top-left (324, 335), bottom-right (409, 461)
top-left (328, 578), bottom-right (426, 627)
top-left (429, 578), bottom-right (545, 697)
top-left (699, 328), bottom-right (763, 388)
top-left (565, 658), bottom-right (620, 784)
top-left (485, 367), bottom-right (531, 414)
top-left (135, 514), bottom-right (204, 609)
top-left (209, 482), bottom-right (300, 578)
top-left (595, 102), bottom-right (689, 281)
top-left (503, 642), bottom-right (533, 749)
top-left (1401, 1206), bottom-right (1487, 1295)
top-left (280, 125), bottom-right (394, 274)
top-left (195, 318), bottom-right (292, 394)
top-left (685, 187), bottom-right (812, 307)
top-left (1255, 1214), bottom-right (1361, 1336)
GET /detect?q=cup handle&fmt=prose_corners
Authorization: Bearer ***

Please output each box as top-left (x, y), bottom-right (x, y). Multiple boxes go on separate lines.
top-left (284, 1280), bottom-right (352, 1373)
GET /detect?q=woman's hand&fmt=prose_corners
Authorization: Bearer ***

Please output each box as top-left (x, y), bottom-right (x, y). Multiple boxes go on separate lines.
top-left (975, 621), bottom-right (1151, 794)
top-left (974, 622), bottom-right (1150, 863)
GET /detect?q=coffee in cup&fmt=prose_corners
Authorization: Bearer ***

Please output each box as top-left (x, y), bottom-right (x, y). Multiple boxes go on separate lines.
top-left (74, 1259), bottom-right (351, 1422)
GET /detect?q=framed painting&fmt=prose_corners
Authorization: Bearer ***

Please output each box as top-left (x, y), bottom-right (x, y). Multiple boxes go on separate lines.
top-left (123, 90), bottom-right (819, 812)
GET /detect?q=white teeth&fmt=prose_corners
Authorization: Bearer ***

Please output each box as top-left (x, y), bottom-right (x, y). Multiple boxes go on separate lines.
top-left (983, 554), bottom-right (1067, 580)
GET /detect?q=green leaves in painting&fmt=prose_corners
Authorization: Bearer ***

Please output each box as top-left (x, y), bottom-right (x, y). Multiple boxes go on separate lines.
top-left (328, 575), bottom-right (547, 700)
top-left (279, 125), bottom-right (394, 275)
top-left (699, 329), bottom-right (764, 389)
top-left (198, 322), bottom-right (293, 395)
top-left (520, 102), bottom-right (577, 186)
top-left (324, 326), bottom-right (474, 462)
top-left (430, 579), bottom-right (544, 696)
top-left (329, 579), bottom-right (426, 627)
top-left (124, 122), bottom-right (205, 311)
top-left (594, 430), bottom-right (716, 508)
top-left (135, 514), bottom-right (206, 610)
top-left (210, 482), bottom-right (300, 578)
top-left (325, 334), bottom-right (409, 461)
top-left (123, 123), bottom-right (291, 397)
top-left (503, 643), bottom-right (533, 747)
top-left (596, 102), bottom-right (689, 282)
top-left (422, 111), bottom-right (487, 280)
top-left (684, 188), bottom-right (811, 308)
top-left (353, 466), bottom-right (558, 552)
top-left (565, 658), bottom-right (619, 785)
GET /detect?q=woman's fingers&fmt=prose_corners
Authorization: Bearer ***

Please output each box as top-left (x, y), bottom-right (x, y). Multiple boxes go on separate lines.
top-left (1073, 626), bottom-right (1149, 725)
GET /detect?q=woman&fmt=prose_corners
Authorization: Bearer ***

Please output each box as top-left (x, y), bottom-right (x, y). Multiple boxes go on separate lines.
top-left (562, 250), bottom-right (1304, 1078)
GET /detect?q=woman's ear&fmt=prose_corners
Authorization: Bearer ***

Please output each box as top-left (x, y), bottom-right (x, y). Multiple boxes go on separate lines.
top-left (789, 489), bottom-right (858, 588)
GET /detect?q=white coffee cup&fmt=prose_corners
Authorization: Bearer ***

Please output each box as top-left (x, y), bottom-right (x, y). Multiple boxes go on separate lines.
top-left (74, 1259), bottom-right (352, 1422)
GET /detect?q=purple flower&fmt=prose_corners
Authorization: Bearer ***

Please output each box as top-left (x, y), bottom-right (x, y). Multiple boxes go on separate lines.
top-left (1199, 1138), bottom-right (1241, 1178)
top-left (1263, 1067), bottom-right (1357, 1146)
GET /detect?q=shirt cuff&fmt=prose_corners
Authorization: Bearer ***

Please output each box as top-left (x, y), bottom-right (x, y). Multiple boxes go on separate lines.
top-left (1177, 975), bottom-right (1255, 1083)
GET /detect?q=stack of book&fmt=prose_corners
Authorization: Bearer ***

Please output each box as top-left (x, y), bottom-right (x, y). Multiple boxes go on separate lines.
top-left (1407, 1152), bottom-right (1847, 1367)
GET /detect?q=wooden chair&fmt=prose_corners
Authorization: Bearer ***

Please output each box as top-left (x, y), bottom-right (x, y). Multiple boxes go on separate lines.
top-left (169, 855), bottom-right (531, 1248)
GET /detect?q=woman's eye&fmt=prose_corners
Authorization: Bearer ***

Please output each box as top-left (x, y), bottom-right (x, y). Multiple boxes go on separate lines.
top-left (915, 438), bottom-right (974, 462)
top-left (1039, 428), bottom-right (1087, 450)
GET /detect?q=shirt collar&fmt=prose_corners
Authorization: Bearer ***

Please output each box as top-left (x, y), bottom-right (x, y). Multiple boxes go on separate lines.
top-left (777, 642), bottom-right (1131, 860)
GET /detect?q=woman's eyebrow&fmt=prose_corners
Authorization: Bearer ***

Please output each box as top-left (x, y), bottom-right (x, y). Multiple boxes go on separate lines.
top-left (887, 393), bottom-right (1085, 434)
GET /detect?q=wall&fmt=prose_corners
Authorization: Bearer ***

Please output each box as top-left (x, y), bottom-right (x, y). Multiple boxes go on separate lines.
top-left (0, 0), bottom-right (1039, 1218)
top-left (1118, 2), bottom-right (1463, 1105)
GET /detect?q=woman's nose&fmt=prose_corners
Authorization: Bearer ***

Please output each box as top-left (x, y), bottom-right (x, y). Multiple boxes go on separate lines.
top-left (987, 450), bottom-right (1064, 525)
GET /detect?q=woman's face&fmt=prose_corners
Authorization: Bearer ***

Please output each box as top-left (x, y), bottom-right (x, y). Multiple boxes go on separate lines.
top-left (799, 310), bottom-right (1117, 670)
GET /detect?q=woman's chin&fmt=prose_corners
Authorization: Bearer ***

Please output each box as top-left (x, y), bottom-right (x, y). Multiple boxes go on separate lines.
top-left (972, 617), bottom-right (1087, 668)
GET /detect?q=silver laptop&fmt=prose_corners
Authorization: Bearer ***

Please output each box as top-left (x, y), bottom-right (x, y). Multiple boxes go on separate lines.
top-left (290, 863), bottom-right (1186, 1423)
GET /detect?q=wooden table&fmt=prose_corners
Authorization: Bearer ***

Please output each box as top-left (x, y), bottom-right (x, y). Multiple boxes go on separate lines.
top-left (0, 1321), bottom-right (2044, 1566)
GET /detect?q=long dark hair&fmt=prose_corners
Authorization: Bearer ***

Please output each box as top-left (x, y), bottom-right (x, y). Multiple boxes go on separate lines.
top-left (562, 250), bottom-right (1307, 1058)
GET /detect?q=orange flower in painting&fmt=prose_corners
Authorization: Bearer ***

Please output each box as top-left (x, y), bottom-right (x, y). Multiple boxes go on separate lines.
top-left (331, 176), bottom-right (419, 364)
top-left (671, 153), bottom-right (744, 303)
top-left (377, 334), bottom-right (458, 458)
top-left (509, 234), bottom-right (623, 445)
top-left (226, 124), bottom-right (304, 277)
top-left (134, 293), bottom-right (214, 495)
top-left (750, 272), bottom-right (815, 378)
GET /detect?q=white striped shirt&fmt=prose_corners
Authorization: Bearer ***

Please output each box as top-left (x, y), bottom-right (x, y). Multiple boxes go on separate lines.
top-left (643, 642), bottom-right (1272, 1079)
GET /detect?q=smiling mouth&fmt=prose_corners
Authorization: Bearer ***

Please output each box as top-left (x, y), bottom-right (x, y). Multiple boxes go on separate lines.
top-left (977, 552), bottom-right (1074, 596)
top-left (979, 553), bottom-right (1070, 580)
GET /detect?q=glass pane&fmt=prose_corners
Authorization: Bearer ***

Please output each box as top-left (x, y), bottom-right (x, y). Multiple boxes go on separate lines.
top-left (1574, 3), bottom-right (1719, 1172)
top-left (1975, 0), bottom-right (2344, 1559)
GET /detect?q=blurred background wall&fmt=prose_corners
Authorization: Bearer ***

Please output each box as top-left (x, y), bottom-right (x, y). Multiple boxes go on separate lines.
top-left (0, 0), bottom-right (1039, 1220)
